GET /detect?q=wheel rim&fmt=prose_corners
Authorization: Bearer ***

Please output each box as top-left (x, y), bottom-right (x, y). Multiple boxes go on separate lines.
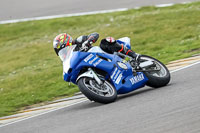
top-left (140, 57), bottom-right (167, 77)
top-left (83, 78), bottom-right (115, 97)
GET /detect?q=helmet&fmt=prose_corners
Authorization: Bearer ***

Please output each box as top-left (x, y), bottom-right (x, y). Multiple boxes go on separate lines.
top-left (53, 33), bottom-right (73, 56)
top-left (106, 37), bottom-right (116, 44)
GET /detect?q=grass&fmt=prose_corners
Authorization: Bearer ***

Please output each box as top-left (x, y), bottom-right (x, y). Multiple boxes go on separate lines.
top-left (0, 2), bottom-right (200, 117)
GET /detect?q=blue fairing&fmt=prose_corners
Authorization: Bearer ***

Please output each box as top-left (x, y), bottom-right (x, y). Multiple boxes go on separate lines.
top-left (63, 49), bottom-right (148, 94)
top-left (116, 38), bottom-right (131, 50)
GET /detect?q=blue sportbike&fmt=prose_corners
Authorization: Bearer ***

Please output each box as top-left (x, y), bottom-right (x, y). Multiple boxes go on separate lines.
top-left (59, 37), bottom-right (170, 103)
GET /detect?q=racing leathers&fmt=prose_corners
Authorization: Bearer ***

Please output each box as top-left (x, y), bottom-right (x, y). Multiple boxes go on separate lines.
top-left (72, 32), bottom-right (99, 51)
top-left (73, 32), bottom-right (139, 60)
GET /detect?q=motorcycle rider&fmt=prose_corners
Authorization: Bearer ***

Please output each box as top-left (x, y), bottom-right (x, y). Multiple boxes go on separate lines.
top-left (53, 32), bottom-right (140, 62)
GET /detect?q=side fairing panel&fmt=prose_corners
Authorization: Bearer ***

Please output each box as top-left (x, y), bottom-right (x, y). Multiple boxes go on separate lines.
top-left (63, 51), bottom-right (148, 93)
top-left (70, 53), bottom-right (116, 83)
top-left (115, 72), bottom-right (148, 94)
top-left (63, 52), bottom-right (88, 82)
top-left (117, 37), bottom-right (131, 49)
top-left (64, 52), bottom-right (117, 83)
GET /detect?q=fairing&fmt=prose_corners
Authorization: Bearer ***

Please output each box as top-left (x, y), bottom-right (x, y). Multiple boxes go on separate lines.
top-left (61, 42), bottom-right (148, 94)
top-left (116, 37), bottom-right (131, 49)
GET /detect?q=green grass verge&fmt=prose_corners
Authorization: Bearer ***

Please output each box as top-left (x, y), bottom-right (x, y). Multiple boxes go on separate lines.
top-left (0, 2), bottom-right (200, 117)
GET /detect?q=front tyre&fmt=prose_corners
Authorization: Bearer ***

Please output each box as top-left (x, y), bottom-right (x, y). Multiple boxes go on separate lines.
top-left (77, 77), bottom-right (117, 104)
top-left (140, 55), bottom-right (171, 88)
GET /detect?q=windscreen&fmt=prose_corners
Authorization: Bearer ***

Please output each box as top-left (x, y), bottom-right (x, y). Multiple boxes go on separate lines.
top-left (58, 45), bottom-right (76, 62)
top-left (58, 45), bottom-right (77, 73)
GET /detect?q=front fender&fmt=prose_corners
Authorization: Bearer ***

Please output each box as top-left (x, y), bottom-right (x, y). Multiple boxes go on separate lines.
top-left (76, 70), bottom-right (94, 83)
top-left (76, 68), bottom-right (103, 85)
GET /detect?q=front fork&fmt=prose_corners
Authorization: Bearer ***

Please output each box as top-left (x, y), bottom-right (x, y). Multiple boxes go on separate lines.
top-left (88, 68), bottom-right (103, 85)
top-left (76, 68), bottom-right (103, 85)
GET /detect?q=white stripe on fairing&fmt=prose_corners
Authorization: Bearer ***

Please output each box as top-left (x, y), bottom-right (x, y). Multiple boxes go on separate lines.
top-left (0, 8), bottom-right (128, 24)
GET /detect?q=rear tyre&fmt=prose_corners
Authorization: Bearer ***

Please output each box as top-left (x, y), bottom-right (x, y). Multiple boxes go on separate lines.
top-left (77, 77), bottom-right (117, 104)
top-left (140, 55), bottom-right (170, 88)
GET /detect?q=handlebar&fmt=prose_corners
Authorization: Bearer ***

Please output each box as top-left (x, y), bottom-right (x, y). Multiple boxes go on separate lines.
top-left (114, 52), bottom-right (133, 61)
top-left (80, 40), bottom-right (93, 52)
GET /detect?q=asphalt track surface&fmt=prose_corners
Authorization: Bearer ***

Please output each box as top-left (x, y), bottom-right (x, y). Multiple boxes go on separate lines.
top-left (0, 0), bottom-right (198, 21)
top-left (1, 0), bottom-right (200, 132)
top-left (0, 63), bottom-right (200, 132)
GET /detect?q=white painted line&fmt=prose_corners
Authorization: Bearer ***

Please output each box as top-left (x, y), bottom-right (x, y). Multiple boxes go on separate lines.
top-left (0, 99), bottom-right (88, 128)
top-left (0, 8), bottom-right (128, 24)
top-left (181, 1), bottom-right (191, 4)
top-left (155, 3), bottom-right (174, 7)
top-left (156, 1), bottom-right (192, 8)
top-left (0, 1), bottom-right (193, 25)
top-left (170, 61), bottom-right (200, 73)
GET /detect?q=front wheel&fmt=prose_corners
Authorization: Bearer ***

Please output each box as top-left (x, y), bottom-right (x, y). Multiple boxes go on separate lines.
top-left (140, 55), bottom-right (171, 88)
top-left (77, 77), bottom-right (117, 104)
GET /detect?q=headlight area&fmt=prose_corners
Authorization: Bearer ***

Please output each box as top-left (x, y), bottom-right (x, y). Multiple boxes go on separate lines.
top-left (117, 62), bottom-right (128, 70)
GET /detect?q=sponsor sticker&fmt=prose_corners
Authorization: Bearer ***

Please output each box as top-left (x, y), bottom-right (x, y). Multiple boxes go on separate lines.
top-left (93, 59), bottom-right (103, 67)
top-left (130, 73), bottom-right (144, 85)
top-left (114, 70), bottom-right (121, 81)
top-left (111, 68), bottom-right (123, 84)
top-left (89, 57), bottom-right (98, 64)
top-left (84, 54), bottom-right (94, 62)
top-left (115, 73), bottom-right (123, 84)
top-left (111, 68), bottom-right (118, 79)
top-left (84, 54), bottom-right (103, 67)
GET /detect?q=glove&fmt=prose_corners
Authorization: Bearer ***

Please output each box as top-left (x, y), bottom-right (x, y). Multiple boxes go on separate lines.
top-left (87, 32), bottom-right (99, 43)
top-left (82, 40), bottom-right (91, 47)
top-left (80, 40), bottom-right (91, 51)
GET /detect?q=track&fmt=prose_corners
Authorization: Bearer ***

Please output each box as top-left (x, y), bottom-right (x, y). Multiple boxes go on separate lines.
top-left (0, 0), bottom-right (198, 21)
top-left (1, 0), bottom-right (200, 132)
top-left (0, 62), bottom-right (199, 132)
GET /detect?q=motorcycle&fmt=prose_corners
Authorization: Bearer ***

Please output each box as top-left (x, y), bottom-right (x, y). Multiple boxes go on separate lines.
top-left (59, 37), bottom-right (170, 103)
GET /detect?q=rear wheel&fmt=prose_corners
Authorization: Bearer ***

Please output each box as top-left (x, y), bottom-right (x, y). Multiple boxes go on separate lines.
top-left (140, 55), bottom-right (170, 88)
top-left (77, 77), bottom-right (117, 103)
